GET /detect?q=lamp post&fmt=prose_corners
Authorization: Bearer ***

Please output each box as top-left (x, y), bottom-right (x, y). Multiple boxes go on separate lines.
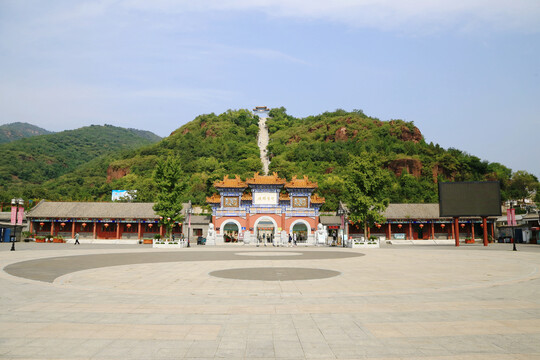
top-left (337, 202), bottom-right (348, 248)
top-left (510, 203), bottom-right (517, 252)
top-left (187, 201), bottom-right (192, 248)
top-left (10, 198), bottom-right (24, 251)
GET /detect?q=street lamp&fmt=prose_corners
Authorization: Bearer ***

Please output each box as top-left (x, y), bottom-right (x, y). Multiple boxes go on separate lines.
top-left (337, 202), bottom-right (348, 248)
top-left (187, 201), bottom-right (192, 248)
top-left (10, 198), bottom-right (24, 251)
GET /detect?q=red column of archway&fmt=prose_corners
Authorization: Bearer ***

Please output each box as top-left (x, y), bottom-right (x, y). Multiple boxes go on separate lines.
top-left (454, 217), bottom-right (460, 247)
top-left (482, 217), bottom-right (489, 246)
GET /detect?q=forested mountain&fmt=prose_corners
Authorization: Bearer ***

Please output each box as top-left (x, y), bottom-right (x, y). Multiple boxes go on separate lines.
top-left (0, 122), bottom-right (52, 144)
top-left (0, 125), bottom-right (161, 201)
top-left (264, 108), bottom-right (530, 209)
top-left (38, 110), bottom-right (262, 203)
top-left (1, 109), bottom-right (537, 210)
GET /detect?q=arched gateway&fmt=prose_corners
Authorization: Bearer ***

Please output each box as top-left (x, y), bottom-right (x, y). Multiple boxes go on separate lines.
top-left (208, 173), bottom-right (324, 245)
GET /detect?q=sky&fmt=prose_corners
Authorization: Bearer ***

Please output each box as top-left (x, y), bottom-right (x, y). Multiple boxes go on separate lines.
top-left (1, 0), bottom-right (539, 177)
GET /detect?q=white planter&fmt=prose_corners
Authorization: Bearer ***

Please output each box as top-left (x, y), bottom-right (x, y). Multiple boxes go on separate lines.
top-left (350, 239), bottom-right (380, 248)
top-left (152, 241), bottom-right (187, 249)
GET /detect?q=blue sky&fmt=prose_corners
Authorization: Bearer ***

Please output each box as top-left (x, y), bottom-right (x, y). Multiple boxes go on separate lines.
top-left (1, 1), bottom-right (539, 177)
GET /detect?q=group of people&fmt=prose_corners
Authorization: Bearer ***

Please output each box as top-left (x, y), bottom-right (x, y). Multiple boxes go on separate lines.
top-left (256, 232), bottom-right (299, 247)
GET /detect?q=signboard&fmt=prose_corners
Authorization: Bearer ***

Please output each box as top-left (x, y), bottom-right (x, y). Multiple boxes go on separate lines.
top-left (223, 196), bottom-right (239, 207)
top-left (253, 192), bottom-right (277, 205)
top-left (393, 233), bottom-right (406, 240)
top-left (112, 190), bottom-right (136, 201)
top-left (293, 196), bottom-right (308, 208)
top-left (439, 181), bottom-right (502, 217)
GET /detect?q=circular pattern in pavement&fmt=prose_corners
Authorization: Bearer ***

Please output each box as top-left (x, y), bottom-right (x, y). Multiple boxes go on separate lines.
top-left (235, 251), bottom-right (302, 257)
top-left (4, 250), bottom-right (362, 283)
top-left (209, 267), bottom-right (341, 281)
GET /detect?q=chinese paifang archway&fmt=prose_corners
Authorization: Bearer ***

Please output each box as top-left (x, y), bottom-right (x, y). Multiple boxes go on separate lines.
top-left (206, 173), bottom-right (325, 245)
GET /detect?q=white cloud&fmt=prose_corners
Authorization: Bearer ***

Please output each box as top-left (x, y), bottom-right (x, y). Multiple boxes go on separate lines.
top-left (120, 0), bottom-right (540, 33)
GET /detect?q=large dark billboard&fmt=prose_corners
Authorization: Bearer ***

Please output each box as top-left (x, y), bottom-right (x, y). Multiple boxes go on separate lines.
top-left (439, 181), bottom-right (502, 217)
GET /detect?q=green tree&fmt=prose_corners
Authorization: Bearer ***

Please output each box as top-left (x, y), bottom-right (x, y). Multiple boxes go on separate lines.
top-left (345, 153), bottom-right (391, 239)
top-left (152, 157), bottom-right (186, 240)
top-left (508, 171), bottom-right (539, 203)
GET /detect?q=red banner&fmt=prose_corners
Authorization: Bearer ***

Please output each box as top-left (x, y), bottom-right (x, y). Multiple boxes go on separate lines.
top-left (506, 208), bottom-right (517, 226)
top-left (10, 206), bottom-right (16, 225)
top-left (18, 206), bottom-right (24, 225)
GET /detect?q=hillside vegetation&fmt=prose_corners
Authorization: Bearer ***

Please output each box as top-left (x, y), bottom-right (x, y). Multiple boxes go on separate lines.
top-left (1, 109), bottom-right (537, 210)
top-left (38, 110), bottom-right (262, 204)
top-left (265, 107), bottom-right (521, 209)
top-left (0, 122), bottom-right (52, 144)
top-left (0, 125), bottom-right (161, 201)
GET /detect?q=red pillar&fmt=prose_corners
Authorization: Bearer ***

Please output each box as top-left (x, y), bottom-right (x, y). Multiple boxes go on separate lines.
top-left (491, 223), bottom-right (495, 239)
top-left (93, 222), bottom-right (97, 239)
top-left (138, 222), bottom-right (142, 240)
top-left (431, 222), bottom-right (435, 239)
top-left (454, 217), bottom-right (460, 247)
top-left (387, 223), bottom-right (392, 240)
top-left (51, 222), bottom-right (55, 237)
top-left (71, 220), bottom-right (75, 239)
top-left (160, 225), bottom-right (164, 238)
top-left (408, 222), bottom-right (413, 240)
top-left (29, 221), bottom-right (34, 235)
top-left (471, 223), bottom-right (475, 241)
top-left (482, 217), bottom-right (488, 246)
top-left (116, 223), bottom-right (121, 239)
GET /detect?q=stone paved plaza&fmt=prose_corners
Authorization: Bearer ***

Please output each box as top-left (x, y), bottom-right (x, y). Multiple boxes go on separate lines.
top-left (1, 243), bottom-right (540, 359)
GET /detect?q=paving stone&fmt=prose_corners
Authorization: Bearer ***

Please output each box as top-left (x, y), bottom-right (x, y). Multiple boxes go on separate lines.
top-left (1, 244), bottom-right (540, 359)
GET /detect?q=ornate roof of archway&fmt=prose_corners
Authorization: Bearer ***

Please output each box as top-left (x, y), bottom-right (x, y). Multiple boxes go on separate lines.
top-left (214, 175), bottom-right (247, 189)
top-left (310, 194), bottom-right (325, 204)
top-left (246, 172), bottom-right (287, 185)
top-left (206, 194), bottom-right (221, 204)
top-left (279, 193), bottom-right (290, 201)
top-left (285, 175), bottom-right (318, 189)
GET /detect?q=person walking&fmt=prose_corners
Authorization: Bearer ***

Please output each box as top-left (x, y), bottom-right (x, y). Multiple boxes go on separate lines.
top-left (74, 233), bottom-right (80, 245)
top-left (293, 232), bottom-right (297, 246)
top-left (288, 234), bottom-right (292, 247)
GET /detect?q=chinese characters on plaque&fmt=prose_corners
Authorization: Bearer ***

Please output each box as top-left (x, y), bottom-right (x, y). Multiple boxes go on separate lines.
top-left (224, 197), bottom-right (239, 207)
top-left (293, 197), bottom-right (308, 208)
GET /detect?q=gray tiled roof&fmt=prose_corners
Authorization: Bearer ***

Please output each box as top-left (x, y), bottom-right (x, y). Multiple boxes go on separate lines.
top-left (187, 215), bottom-right (211, 225)
top-left (27, 201), bottom-right (160, 219)
top-left (0, 211), bottom-right (27, 222)
top-left (0, 211), bottom-right (27, 226)
top-left (320, 216), bottom-right (341, 225)
top-left (383, 203), bottom-right (441, 219)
